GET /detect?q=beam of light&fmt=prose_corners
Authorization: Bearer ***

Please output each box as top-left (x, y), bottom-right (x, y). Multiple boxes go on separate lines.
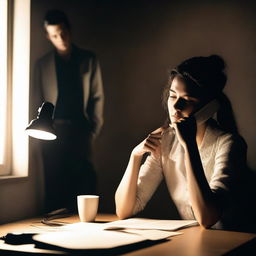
top-left (12, 0), bottom-right (30, 175)
top-left (0, 0), bottom-right (8, 167)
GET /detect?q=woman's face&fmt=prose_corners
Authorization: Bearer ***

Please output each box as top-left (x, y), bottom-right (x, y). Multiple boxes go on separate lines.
top-left (168, 76), bottom-right (201, 124)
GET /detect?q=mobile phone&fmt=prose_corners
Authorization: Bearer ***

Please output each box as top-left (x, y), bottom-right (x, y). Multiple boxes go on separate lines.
top-left (169, 99), bottom-right (219, 128)
top-left (194, 99), bottom-right (219, 125)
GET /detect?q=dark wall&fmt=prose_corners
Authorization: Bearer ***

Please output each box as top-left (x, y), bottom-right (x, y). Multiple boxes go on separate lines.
top-left (30, 0), bottom-right (256, 217)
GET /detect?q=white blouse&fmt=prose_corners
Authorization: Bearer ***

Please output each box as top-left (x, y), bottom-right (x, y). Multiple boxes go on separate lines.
top-left (132, 120), bottom-right (247, 229)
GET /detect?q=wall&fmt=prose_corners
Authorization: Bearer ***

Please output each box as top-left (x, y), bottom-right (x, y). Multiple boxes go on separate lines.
top-left (3, 0), bottom-right (256, 223)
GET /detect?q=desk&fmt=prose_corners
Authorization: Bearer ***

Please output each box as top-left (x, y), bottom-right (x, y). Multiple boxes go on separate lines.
top-left (0, 214), bottom-right (255, 255)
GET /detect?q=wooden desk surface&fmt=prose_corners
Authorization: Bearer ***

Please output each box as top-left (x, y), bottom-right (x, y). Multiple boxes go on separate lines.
top-left (0, 214), bottom-right (255, 255)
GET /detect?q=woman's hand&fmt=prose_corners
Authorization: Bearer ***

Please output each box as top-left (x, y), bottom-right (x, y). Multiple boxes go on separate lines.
top-left (132, 127), bottom-right (164, 159)
top-left (172, 116), bottom-right (197, 148)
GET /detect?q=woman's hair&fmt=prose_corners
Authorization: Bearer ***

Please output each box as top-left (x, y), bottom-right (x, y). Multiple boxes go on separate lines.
top-left (162, 55), bottom-right (238, 134)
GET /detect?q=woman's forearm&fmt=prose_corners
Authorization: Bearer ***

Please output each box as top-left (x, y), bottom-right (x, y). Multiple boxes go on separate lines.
top-left (184, 141), bottom-right (221, 228)
top-left (115, 153), bottom-right (143, 219)
top-left (115, 128), bottom-right (163, 219)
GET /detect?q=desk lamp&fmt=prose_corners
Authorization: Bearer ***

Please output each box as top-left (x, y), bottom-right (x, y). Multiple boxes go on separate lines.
top-left (25, 101), bottom-right (57, 140)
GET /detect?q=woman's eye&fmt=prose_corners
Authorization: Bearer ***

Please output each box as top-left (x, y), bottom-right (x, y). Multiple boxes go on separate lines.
top-left (186, 99), bottom-right (198, 104)
top-left (169, 95), bottom-right (176, 99)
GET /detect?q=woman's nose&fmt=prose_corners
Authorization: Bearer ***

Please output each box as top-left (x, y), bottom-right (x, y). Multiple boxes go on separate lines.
top-left (173, 98), bottom-right (185, 110)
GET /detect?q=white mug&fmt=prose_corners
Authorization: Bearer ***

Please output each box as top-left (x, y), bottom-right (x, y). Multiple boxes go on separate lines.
top-left (77, 195), bottom-right (99, 222)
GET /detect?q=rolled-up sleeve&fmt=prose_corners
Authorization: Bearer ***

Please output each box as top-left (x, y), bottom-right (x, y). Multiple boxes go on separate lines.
top-left (133, 155), bottom-right (164, 215)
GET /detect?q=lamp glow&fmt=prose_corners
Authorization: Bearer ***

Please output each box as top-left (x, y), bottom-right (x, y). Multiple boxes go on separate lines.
top-left (26, 129), bottom-right (56, 140)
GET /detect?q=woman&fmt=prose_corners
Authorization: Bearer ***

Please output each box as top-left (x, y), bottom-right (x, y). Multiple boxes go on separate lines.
top-left (115, 55), bottom-right (255, 232)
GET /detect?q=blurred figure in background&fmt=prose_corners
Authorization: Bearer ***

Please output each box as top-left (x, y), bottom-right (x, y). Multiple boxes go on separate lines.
top-left (32, 9), bottom-right (104, 213)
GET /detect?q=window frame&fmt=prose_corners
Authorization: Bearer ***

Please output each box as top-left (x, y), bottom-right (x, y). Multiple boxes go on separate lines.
top-left (0, 0), bottom-right (12, 175)
top-left (0, 0), bottom-right (30, 177)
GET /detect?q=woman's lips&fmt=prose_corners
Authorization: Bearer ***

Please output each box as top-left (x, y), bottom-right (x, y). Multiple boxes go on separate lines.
top-left (171, 113), bottom-right (183, 122)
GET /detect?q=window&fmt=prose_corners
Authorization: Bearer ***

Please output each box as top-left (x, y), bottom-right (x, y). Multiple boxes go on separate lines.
top-left (0, 0), bottom-right (30, 177)
top-left (0, 0), bottom-right (9, 175)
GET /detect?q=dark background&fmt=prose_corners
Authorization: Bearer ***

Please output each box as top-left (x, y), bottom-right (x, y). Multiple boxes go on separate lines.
top-left (30, 0), bottom-right (256, 218)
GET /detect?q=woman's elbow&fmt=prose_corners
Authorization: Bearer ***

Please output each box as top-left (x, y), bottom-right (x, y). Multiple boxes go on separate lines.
top-left (115, 199), bottom-right (133, 219)
top-left (197, 215), bottom-right (218, 229)
top-left (116, 208), bottom-right (132, 220)
top-left (115, 195), bottom-right (136, 219)
top-left (199, 221), bottom-right (212, 229)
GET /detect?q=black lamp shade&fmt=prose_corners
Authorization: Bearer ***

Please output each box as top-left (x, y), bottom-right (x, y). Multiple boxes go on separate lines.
top-left (26, 102), bottom-right (57, 140)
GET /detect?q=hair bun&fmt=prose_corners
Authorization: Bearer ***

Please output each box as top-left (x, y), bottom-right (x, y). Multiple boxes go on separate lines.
top-left (172, 54), bottom-right (227, 95)
top-left (208, 55), bottom-right (225, 71)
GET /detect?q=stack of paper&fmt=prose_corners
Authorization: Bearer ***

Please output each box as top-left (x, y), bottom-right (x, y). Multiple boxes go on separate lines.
top-left (32, 218), bottom-right (198, 250)
top-left (103, 218), bottom-right (198, 231)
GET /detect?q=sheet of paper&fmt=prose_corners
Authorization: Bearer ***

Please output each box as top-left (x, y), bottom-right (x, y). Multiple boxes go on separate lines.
top-left (64, 222), bottom-right (104, 231)
top-left (33, 219), bottom-right (184, 249)
top-left (103, 218), bottom-right (198, 231)
top-left (33, 229), bottom-right (147, 250)
top-left (119, 228), bottom-right (182, 240)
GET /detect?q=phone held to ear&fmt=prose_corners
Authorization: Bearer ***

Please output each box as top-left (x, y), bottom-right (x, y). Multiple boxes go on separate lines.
top-left (169, 99), bottom-right (219, 128)
top-left (194, 99), bottom-right (219, 125)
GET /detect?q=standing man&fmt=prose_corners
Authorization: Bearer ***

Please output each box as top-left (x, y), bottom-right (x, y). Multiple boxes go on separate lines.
top-left (33, 9), bottom-right (104, 213)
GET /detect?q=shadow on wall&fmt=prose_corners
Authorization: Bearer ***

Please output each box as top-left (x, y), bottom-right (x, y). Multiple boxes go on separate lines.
top-left (30, 0), bottom-right (256, 217)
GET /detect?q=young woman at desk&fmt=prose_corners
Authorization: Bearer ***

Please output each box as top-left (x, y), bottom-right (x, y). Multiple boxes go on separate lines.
top-left (115, 55), bottom-right (255, 232)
